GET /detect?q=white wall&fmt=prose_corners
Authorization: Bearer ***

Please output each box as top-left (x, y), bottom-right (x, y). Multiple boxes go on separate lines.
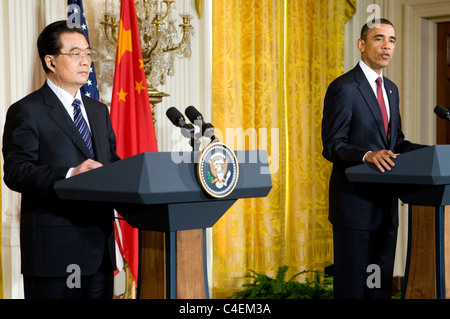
top-left (0, 0), bottom-right (67, 299)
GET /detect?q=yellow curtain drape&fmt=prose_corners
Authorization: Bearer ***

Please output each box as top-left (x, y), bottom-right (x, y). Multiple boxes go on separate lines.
top-left (211, 0), bottom-right (356, 298)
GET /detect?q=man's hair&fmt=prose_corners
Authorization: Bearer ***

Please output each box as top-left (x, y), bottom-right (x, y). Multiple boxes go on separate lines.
top-left (37, 20), bottom-right (87, 73)
top-left (360, 18), bottom-right (395, 41)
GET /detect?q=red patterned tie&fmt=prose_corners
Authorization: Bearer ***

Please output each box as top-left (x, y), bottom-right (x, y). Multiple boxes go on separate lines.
top-left (376, 77), bottom-right (389, 137)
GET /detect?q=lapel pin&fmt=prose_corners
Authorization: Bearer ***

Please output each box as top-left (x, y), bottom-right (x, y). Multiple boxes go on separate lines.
top-left (389, 90), bottom-right (392, 94)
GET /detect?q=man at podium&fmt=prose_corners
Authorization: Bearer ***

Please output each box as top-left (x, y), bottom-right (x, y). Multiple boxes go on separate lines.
top-left (321, 19), bottom-right (424, 299)
top-left (2, 21), bottom-right (120, 298)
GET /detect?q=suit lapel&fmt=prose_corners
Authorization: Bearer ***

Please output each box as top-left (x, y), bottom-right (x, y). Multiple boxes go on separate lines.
top-left (384, 79), bottom-right (397, 149)
top-left (354, 65), bottom-right (389, 147)
top-left (41, 83), bottom-right (94, 159)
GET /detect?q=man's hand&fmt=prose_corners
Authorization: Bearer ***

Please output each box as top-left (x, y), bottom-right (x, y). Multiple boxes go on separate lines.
top-left (364, 150), bottom-right (398, 173)
top-left (70, 159), bottom-right (103, 177)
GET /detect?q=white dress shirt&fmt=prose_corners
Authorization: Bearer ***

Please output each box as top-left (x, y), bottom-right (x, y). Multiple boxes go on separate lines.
top-left (46, 79), bottom-right (92, 177)
top-left (358, 60), bottom-right (390, 121)
top-left (46, 78), bottom-right (92, 130)
top-left (358, 61), bottom-right (391, 162)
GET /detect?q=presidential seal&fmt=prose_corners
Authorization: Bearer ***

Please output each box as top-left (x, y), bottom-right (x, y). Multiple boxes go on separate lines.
top-left (197, 142), bottom-right (239, 198)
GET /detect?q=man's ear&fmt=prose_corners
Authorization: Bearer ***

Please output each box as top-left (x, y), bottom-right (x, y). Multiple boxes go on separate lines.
top-left (45, 55), bottom-right (56, 71)
top-left (357, 39), bottom-right (365, 54)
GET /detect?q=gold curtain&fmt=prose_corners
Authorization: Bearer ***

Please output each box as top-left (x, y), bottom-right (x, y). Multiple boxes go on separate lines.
top-left (211, 0), bottom-right (356, 298)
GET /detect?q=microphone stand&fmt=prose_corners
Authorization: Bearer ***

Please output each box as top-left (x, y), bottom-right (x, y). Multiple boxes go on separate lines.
top-left (191, 133), bottom-right (202, 152)
top-left (208, 134), bottom-right (219, 145)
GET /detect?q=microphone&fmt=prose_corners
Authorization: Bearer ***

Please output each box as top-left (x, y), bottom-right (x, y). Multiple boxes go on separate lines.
top-left (185, 106), bottom-right (216, 140)
top-left (434, 105), bottom-right (450, 121)
top-left (166, 107), bottom-right (195, 139)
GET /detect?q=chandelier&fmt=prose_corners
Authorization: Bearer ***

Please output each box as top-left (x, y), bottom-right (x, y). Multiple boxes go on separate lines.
top-left (100, 0), bottom-right (194, 106)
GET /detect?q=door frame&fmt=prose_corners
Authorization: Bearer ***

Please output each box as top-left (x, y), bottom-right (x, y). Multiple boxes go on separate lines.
top-left (402, 0), bottom-right (450, 146)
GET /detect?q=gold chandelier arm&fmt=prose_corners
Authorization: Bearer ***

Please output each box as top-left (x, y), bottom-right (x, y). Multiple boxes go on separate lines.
top-left (163, 23), bottom-right (192, 53)
top-left (100, 14), bottom-right (118, 45)
top-left (160, 0), bottom-right (175, 21)
top-left (142, 37), bottom-right (159, 67)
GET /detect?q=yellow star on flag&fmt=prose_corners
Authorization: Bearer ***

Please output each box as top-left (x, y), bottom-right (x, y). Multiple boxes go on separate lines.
top-left (117, 88), bottom-right (128, 102)
top-left (117, 20), bottom-right (133, 64)
top-left (138, 59), bottom-right (144, 69)
top-left (135, 80), bottom-right (146, 95)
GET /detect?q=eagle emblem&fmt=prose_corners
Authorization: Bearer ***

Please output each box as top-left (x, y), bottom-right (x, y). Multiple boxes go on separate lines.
top-left (208, 155), bottom-right (231, 189)
top-left (197, 142), bottom-right (239, 198)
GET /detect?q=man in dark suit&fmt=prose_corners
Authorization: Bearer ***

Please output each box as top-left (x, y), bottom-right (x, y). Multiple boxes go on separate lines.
top-left (2, 20), bottom-right (120, 298)
top-left (322, 19), bottom-right (424, 298)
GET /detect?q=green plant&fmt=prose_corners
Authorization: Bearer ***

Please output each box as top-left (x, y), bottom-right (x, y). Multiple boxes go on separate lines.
top-left (229, 265), bottom-right (333, 299)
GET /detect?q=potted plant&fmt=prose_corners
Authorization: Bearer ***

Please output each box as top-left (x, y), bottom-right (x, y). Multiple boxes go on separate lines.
top-left (230, 265), bottom-right (333, 299)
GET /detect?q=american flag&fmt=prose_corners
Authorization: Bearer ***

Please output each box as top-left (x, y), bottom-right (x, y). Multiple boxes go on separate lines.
top-left (68, 0), bottom-right (100, 100)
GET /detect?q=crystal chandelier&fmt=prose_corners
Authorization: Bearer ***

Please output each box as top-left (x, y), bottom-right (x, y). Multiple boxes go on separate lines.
top-left (100, 0), bottom-right (194, 106)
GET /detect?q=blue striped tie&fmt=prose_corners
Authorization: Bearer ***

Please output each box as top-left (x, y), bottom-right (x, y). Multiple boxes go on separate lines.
top-left (72, 99), bottom-right (94, 157)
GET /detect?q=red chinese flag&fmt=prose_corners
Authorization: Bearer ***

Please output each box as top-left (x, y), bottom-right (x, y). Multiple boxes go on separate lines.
top-left (110, 0), bottom-right (158, 284)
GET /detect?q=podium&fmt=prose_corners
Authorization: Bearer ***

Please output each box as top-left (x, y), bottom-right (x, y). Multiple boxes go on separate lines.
top-left (54, 150), bottom-right (272, 299)
top-left (346, 145), bottom-right (450, 298)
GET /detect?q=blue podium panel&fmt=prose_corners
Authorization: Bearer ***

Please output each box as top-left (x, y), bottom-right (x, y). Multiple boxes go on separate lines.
top-left (346, 145), bottom-right (450, 206)
top-left (54, 150), bottom-right (272, 231)
top-left (346, 145), bottom-right (450, 186)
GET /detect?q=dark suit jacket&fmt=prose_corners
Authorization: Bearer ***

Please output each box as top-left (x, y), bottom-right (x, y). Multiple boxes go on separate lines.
top-left (2, 82), bottom-right (121, 277)
top-left (322, 64), bottom-right (423, 230)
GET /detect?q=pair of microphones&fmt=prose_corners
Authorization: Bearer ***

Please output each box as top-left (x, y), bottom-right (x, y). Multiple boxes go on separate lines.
top-left (166, 106), bottom-right (218, 150)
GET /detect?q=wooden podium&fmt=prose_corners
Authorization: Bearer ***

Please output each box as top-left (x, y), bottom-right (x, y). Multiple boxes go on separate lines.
top-left (346, 145), bottom-right (450, 299)
top-left (54, 150), bottom-right (272, 299)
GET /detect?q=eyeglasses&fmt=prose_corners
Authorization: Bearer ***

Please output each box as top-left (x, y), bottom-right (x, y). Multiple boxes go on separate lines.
top-left (58, 49), bottom-right (97, 62)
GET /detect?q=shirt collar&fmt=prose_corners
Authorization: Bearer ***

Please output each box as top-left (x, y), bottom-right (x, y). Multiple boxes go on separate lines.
top-left (359, 60), bottom-right (383, 85)
top-left (46, 78), bottom-right (83, 107)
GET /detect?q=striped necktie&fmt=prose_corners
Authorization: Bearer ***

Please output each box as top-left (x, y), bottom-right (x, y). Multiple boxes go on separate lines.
top-left (72, 98), bottom-right (94, 157)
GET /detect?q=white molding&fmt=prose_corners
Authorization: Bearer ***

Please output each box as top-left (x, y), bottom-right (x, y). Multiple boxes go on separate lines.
top-left (406, 0), bottom-right (450, 20)
top-left (0, 0), bottom-right (66, 299)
